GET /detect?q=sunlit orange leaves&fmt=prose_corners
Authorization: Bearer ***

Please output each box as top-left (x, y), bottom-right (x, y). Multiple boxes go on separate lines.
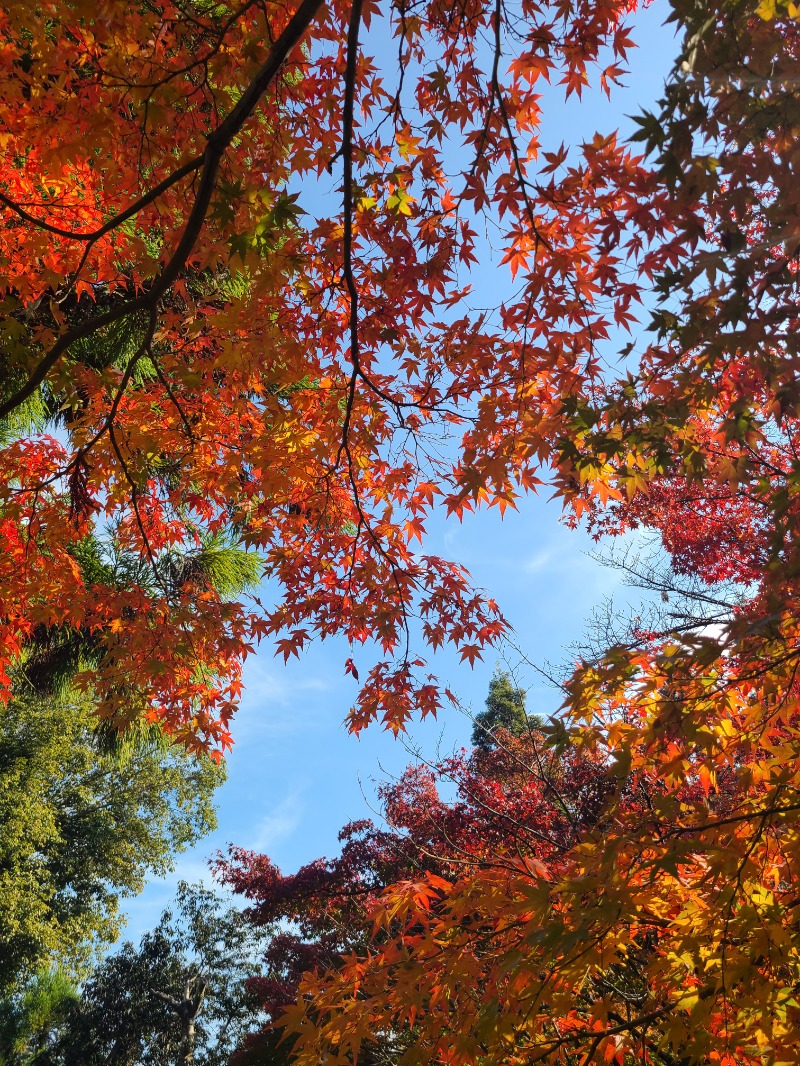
top-left (0, 0), bottom-right (650, 744)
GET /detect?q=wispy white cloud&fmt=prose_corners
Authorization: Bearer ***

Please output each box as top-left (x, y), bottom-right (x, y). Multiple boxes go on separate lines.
top-left (232, 659), bottom-right (334, 741)
top-left (522, 548), bottom-right (556, 574)
top-left (247, 660), bottom-right (332, 702)
top-left (443, 527), bottom-right (459, 550)
top-left (249, 789), bottom-right (305, 854)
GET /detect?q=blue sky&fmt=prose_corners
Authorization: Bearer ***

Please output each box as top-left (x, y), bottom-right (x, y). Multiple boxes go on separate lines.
top-left (124, 0), bottom-right (678, 939)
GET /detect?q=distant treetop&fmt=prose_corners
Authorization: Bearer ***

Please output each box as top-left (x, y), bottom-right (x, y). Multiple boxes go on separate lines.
top-left (470, 670), bottom-right (542, 751)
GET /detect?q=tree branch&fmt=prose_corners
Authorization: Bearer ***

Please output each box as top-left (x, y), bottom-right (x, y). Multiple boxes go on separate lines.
top-left (0, 154), bottom-right (203, 242)
top-left (0, 0), bottom-right (325, 423)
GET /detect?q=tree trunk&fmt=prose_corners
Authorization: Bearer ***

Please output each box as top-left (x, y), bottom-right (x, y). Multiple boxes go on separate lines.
top-left (179, 973), bottom-right (206, 1066)
top-left (151, 971), bottom-right (206, 1066)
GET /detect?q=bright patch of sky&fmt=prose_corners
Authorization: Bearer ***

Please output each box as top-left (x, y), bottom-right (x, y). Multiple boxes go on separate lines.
top-left (123, 0), bottom-right (678, 941)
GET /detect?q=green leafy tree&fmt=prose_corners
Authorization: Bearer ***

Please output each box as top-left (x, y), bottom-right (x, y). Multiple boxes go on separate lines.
top-left (0, 971), bottom-right (77, 1066)
top-left (0, 696), bottom-right (224, 991)
top-left (49, 883), bottom-right (268, 1066)
top-left (470, 670), bottom-right (540, 751)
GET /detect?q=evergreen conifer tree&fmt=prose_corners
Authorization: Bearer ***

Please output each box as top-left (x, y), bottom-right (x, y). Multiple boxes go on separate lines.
top-left (470, 671), bottom-right (540, 751)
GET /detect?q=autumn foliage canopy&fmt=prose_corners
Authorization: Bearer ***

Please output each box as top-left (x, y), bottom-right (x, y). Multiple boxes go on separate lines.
top-left (3, 0), bottom-right (800, 1058)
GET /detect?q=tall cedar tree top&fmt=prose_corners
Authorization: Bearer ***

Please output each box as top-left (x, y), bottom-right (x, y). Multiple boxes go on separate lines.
top-left (470, 670), bottom-right (538, 749)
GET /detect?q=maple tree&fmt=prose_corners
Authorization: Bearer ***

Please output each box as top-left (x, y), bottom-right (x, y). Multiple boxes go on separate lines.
top-left (0, 0), bottom-right (652, 748)
top-left (216, 693), bottom-right (608, 1064)
top-left (215, 0), bottom-right (800, 1062)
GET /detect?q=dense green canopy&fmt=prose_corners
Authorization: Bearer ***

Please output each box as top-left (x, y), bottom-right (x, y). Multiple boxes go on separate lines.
top-left (0, 695), bottom-right (224, 990)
